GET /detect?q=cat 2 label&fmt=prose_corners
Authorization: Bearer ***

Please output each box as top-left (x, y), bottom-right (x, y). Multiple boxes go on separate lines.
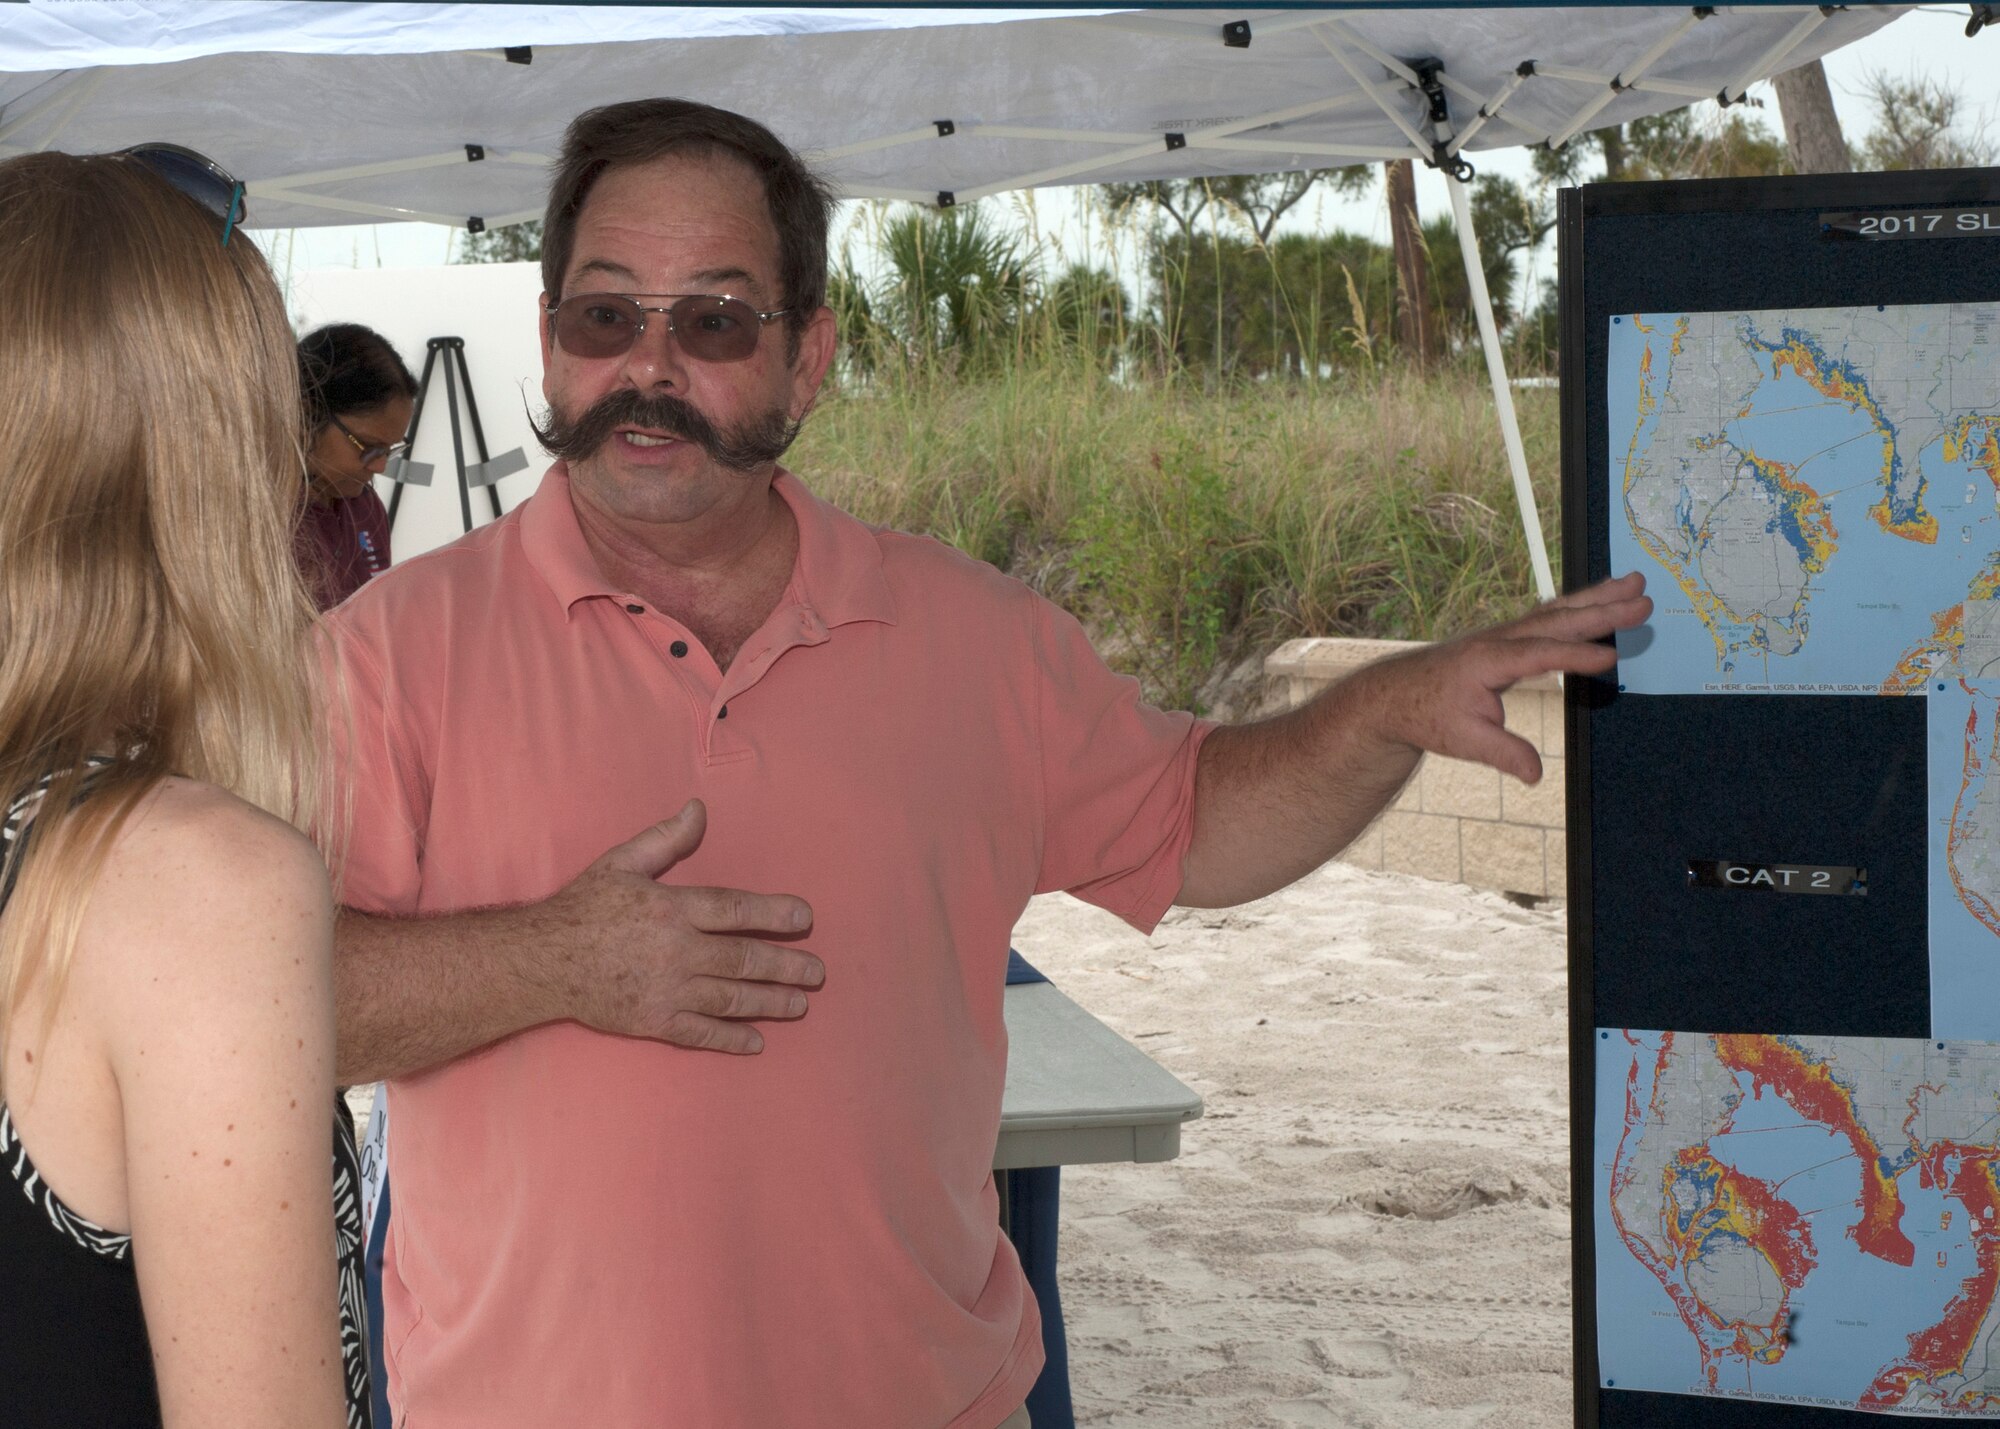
top-left (1687, 861), bottom-right (1867, 896)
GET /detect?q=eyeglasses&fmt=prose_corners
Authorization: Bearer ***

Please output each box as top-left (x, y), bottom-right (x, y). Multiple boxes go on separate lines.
top-left (115, 142), bottom-right (247, 246)
top-left (545, 292), bottom-right (793, 364)
top-left (330, 413), bottom-right (409, 467)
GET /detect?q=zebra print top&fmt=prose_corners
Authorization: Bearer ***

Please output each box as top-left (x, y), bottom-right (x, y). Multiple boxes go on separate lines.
top-left (0, 771), bottom-right (371, 1426)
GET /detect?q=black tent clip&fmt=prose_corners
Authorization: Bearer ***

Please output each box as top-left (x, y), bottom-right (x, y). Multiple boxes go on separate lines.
top-left (1407, 58), bottom-right (1473, 182)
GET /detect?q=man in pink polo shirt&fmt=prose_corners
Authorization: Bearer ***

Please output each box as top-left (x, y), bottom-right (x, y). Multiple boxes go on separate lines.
top-left (325, 100), bottom-right (1647, 1428)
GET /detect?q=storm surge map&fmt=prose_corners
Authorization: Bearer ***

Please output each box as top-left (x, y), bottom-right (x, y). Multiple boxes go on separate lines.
top-left (1598, 1031), bottom-right (2000, 1415)
top-left (1610, 303), bottom-right (2000, 696)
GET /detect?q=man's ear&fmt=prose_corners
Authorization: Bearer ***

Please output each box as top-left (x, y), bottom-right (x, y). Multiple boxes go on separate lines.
top-left (788, 305), bottom-right (839, 422)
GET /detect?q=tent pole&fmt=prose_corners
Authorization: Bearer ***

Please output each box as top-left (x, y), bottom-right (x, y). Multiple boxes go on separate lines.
top-left (1445, 171), bottom-right (1555, 603)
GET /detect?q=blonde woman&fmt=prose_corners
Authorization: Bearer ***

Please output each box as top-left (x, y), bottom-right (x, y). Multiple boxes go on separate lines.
top-left (0, 150), bottom-right (364, 1426)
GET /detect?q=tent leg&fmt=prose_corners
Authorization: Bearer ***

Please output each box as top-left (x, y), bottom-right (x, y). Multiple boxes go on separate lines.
top-left (1445, 172), bottom-right (1556, 604)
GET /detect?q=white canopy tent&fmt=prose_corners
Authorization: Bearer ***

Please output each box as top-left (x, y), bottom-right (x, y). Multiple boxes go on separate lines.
top-left (0, 2), bottom-right (1928, 596)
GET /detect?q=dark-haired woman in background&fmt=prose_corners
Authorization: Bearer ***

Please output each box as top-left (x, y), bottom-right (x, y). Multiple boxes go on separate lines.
top-left (298, 324), bottom-right (415, 611)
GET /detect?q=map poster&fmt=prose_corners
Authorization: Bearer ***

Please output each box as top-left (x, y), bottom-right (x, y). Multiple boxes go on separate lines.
top-left (1932, 680), bottom-right (2000, 1040)
top-left (1609, 304), bottom-right (2000, 695)
top-left (1596, 1029), bottom-right (2000, 1416)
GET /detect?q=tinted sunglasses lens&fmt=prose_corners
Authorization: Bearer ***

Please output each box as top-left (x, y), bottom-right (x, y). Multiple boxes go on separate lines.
top-left (669, 296), bottom-right (761, 362)
top-left (124, 146), bottom-right (245, 226)
top-left (554, 294), bottom-right (644, 359)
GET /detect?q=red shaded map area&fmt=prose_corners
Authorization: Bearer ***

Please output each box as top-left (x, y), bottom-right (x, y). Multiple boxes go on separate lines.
top-left (1861, 1148), bottom-right (2000, 1412)
top-left (1713, 1034), bottom-right (1915, 1266)
top-left (1948, 683), bottom-right (2000, 939)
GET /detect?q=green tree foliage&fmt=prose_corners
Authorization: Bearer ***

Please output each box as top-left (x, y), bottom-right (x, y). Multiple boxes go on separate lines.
top-left (1151, 229), bottom-right (1396, 378)
top-left (1418, 174), bottom-right (1549, 336)
top-left (1101, 167), bottom-right (1373, 244)
top-left (1145, 171), bottom-right (1543, 376)
top-left (1625, 109), bottom-right (1791, 180)
top-left (456, 219), bottom-right (543, 264)
top-left (1533, 106), bottom-right (1790, 185)
top-left (1857, 71), bottom-right (1997, 171)
top-left (1033, 263), bottom-right (1130, 359)
top-left (832, 213), bottom-right (1142, 378)
top-left (828, 205), bottom-right (1037, 374)
top-left (825, 250), bottom-right (891, 377)
top-left (876, 204), bottom-right (1032, 364)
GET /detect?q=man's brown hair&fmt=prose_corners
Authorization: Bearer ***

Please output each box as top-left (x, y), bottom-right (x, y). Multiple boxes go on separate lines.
top-left (542, 99), bottom-right (835, 343)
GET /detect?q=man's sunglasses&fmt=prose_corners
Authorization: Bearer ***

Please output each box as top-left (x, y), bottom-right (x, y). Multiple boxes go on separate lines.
top-left (545, 292), bottom-right (793, 364)
top-left (330, 413), bottom-right (409, 467)
top-left (116, 142), bottom-right (247, 245)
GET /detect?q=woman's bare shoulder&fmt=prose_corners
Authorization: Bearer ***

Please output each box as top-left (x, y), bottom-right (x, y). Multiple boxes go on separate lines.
top-left (73, 778), bottom-right (332, 1023)
top-left (106, 777), bottom-right (325, 903)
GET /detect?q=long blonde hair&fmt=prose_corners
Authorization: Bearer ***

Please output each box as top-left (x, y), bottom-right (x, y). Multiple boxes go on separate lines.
top-left (0, 151), bottom-right (328, 1032)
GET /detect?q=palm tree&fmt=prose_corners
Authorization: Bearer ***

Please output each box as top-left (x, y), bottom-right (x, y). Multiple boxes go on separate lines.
top-left (877, 205), bottom-right (1034, 369)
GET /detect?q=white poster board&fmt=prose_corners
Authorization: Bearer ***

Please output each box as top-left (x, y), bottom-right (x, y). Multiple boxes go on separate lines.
top-left (289, 260), bottom-right (549, 564)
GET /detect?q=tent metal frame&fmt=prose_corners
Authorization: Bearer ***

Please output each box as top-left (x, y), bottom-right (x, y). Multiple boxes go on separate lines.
top-left (29, 2), bottom-right (1858, 604)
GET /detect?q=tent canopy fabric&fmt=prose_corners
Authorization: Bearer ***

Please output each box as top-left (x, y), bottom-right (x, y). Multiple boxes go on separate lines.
top-left (0, 3), bottom-right (1909, 232)
top-left (0, 1), bottom-right (1926, 603)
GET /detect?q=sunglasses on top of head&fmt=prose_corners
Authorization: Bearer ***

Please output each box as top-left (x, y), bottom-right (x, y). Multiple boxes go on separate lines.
top-left (545, 292), bottom-right (794, 364)
top-left (115, 142), bottom-right (247, 245)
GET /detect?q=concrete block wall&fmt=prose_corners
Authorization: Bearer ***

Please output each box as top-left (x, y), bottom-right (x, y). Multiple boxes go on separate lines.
top-left (1263, 637), bottom-right (1567, 899)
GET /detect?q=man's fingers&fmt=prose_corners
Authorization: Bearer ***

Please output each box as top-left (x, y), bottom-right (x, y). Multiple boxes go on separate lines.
top-left (1506, 592), bottom-right (1652, 642)
top-left (659, 1012), bottom-right (767, 1055)
top-left (681, 975), bottom-right (812, 1022)
top-left (1547, 570), bottom-right (1647, 610)
top-left (678, 885), bottom-right (814, 937)
top-left (601, 800), bottom-right (707, 879)
top-left (1482, 635), bottom-right (1621, 685)
top-left (1450, 721), bottom-right (1544, 785)
top-left (689, 934), bottom-right (825, 989)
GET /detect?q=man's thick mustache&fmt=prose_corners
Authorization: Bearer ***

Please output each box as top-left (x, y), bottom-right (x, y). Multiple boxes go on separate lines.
top-left (530, 390), bottom-right (801, 473)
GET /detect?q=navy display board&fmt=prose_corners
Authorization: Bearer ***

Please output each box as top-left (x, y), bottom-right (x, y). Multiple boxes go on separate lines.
top-left (1563, 170), bottom-right (2000, 1429)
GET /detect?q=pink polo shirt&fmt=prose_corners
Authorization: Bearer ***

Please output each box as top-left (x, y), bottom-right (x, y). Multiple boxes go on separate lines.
top-left (325, 465), bottom-right (1210, 1428)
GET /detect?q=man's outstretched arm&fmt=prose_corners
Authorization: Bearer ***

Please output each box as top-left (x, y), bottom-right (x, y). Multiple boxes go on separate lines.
top-left (333, 801), bottom-right (823, 1084)
top-left (1177, 572), bottom-right (1650, 909)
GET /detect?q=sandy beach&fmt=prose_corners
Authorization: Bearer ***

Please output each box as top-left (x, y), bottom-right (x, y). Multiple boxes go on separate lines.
top-left (1012, 861), bottom-right (1572, 1428)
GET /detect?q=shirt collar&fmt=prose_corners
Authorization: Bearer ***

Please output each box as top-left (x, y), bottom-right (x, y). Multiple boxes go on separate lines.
top-left (520, 462), bottom-right (897, 630)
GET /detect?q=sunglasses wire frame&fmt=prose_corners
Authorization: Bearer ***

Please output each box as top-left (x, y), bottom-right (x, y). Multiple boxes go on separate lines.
top-left (547, 292), bottom-right (794, 363)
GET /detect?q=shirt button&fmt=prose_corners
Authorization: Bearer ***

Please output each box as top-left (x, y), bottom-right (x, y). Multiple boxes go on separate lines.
top-left (625, 603), bottom-right (644, 614)
top-left (670, 640), bottom-right (688, 659)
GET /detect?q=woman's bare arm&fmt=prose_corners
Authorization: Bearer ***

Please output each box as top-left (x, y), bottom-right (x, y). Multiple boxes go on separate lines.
top-left (87, 782), bottom-right (347, 1429)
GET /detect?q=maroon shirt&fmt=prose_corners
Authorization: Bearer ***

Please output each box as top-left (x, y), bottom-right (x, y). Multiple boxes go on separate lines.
top-left (297, 486), bottom-right (392, 612)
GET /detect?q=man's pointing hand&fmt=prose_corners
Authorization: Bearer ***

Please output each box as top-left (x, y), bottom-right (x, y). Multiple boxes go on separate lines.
top-left (1353, 570), bottom-right (1651, 783)
top-left (1178, 572), bottom-right (1650, 910)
